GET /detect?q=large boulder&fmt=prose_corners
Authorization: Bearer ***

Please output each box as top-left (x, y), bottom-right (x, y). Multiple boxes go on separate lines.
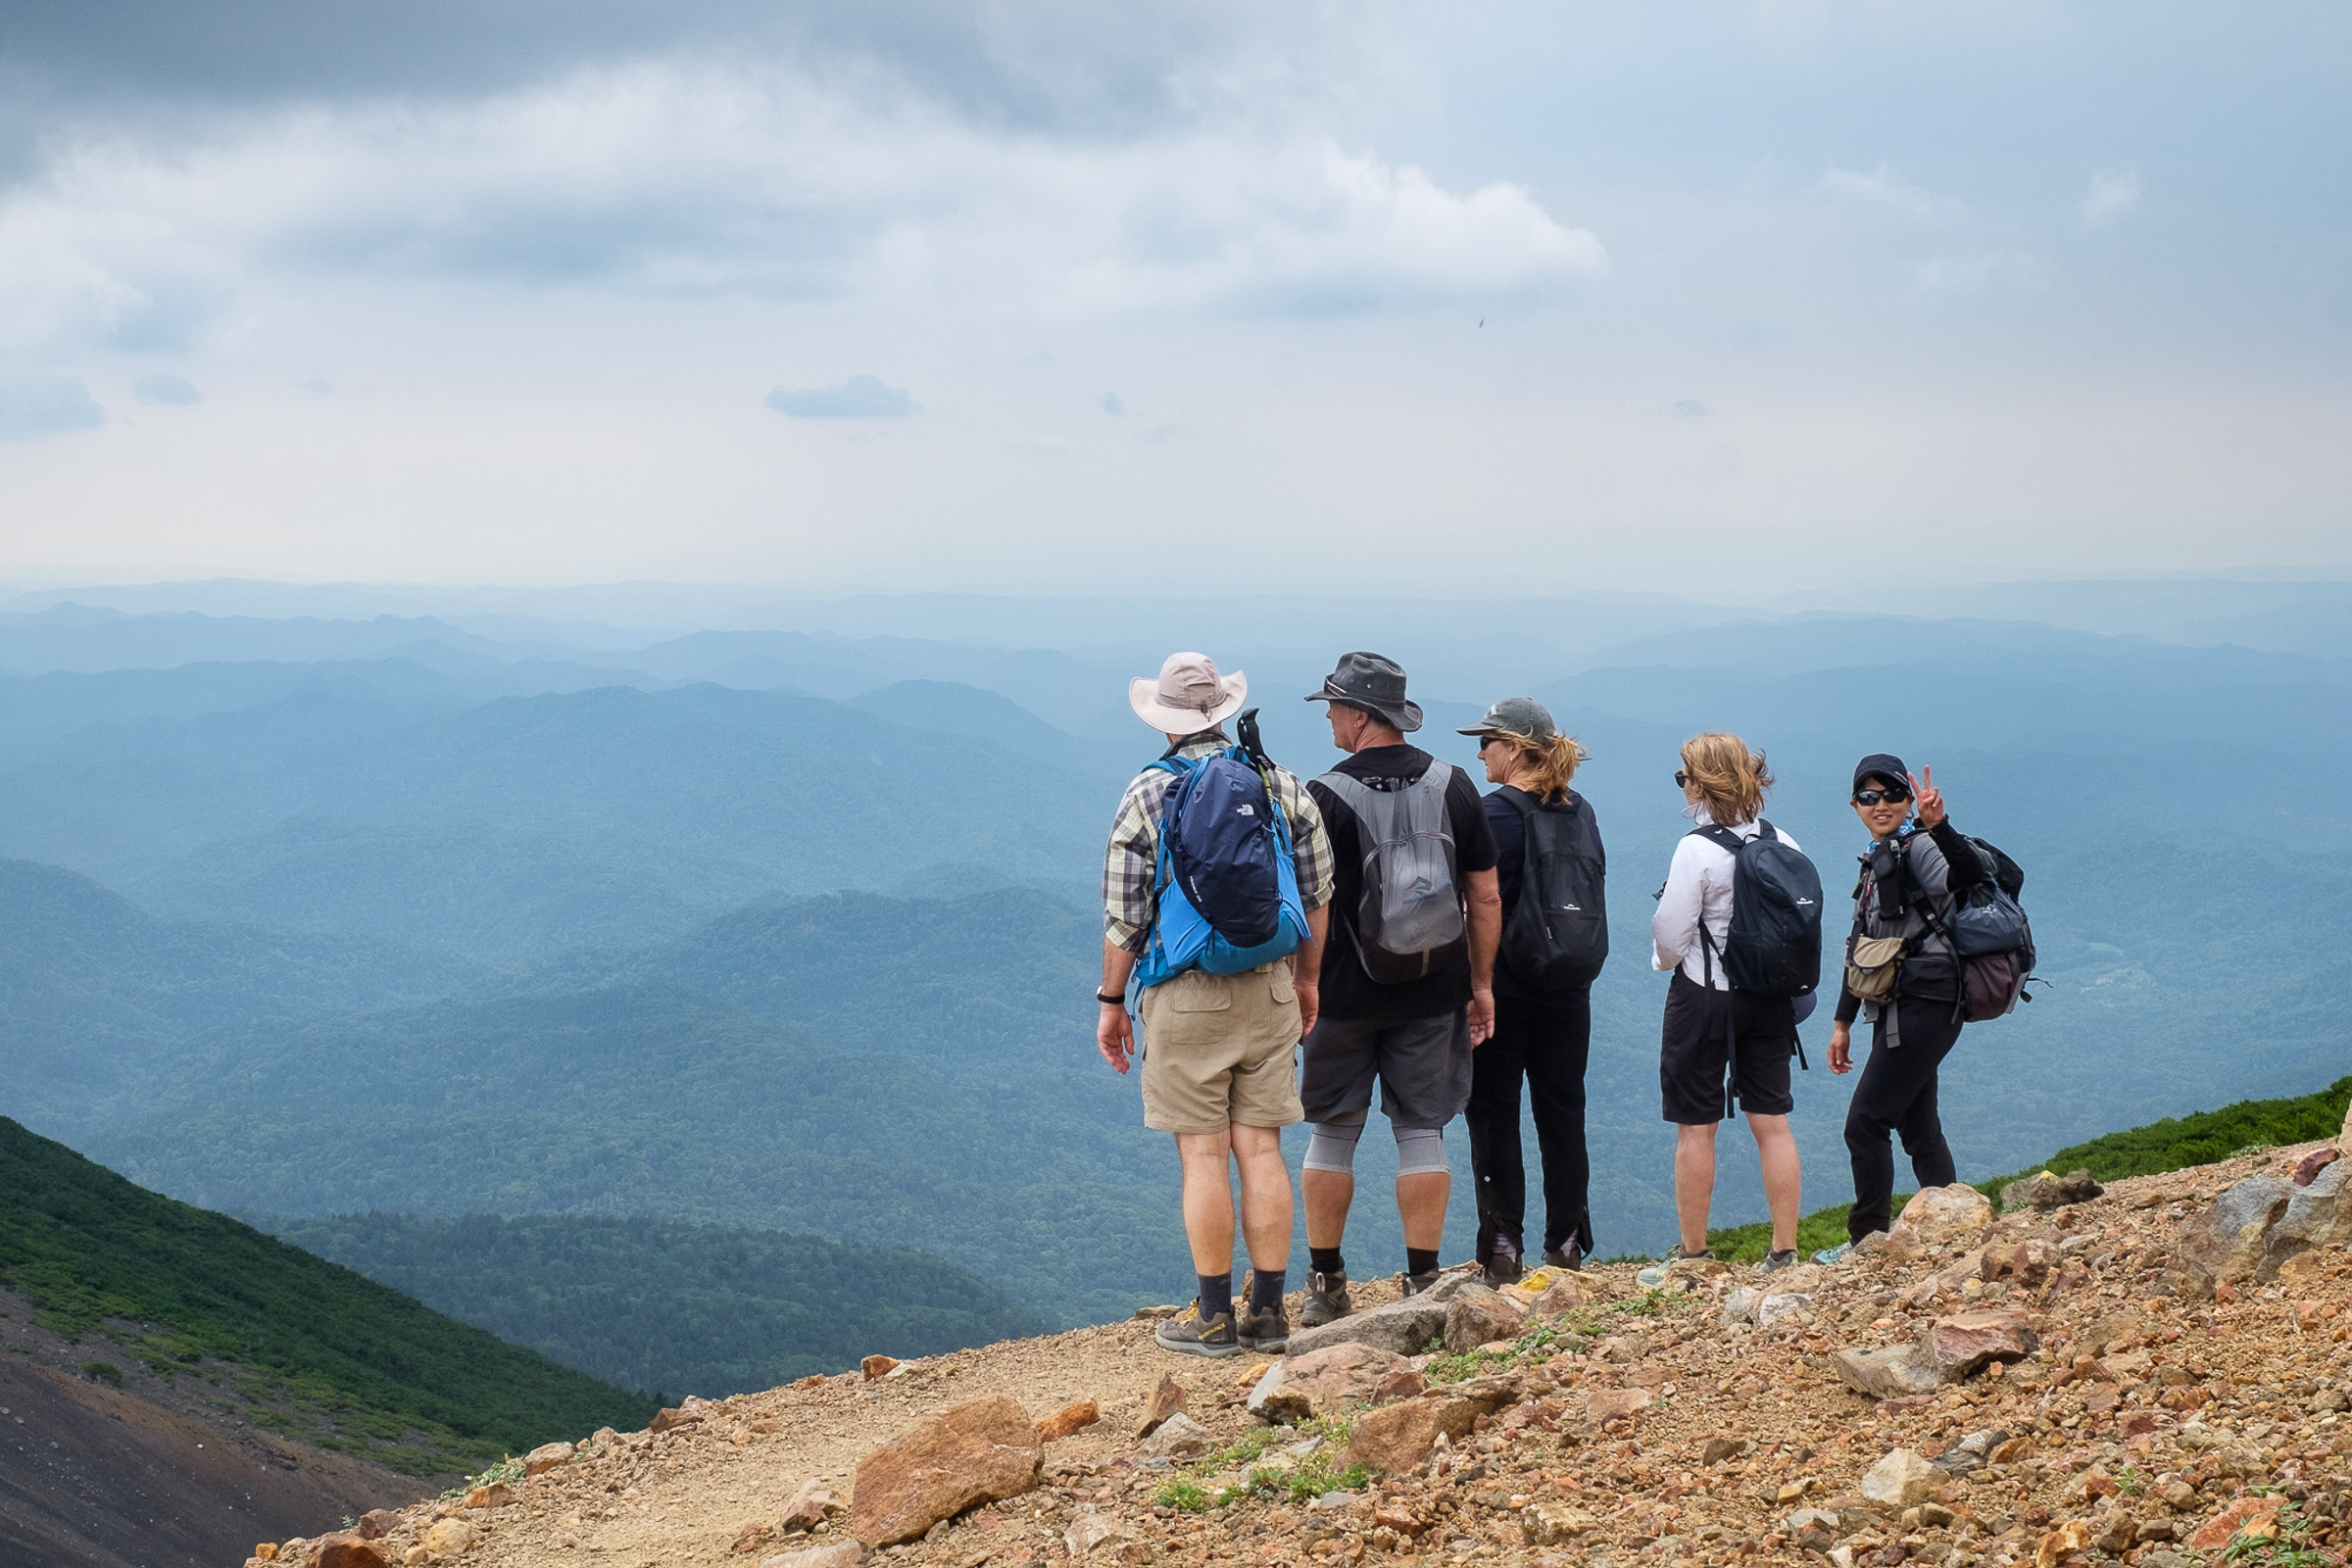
top-left (1285, 1296), bottom-right (1448, 1358)
top-left (1249, 1342), bottom-right (1406, 1423)
top-left (2193, 1176), bottom-right (2295, 1282)
top-left (1831, 1309), bottom-right (2035, 1398)
top-left (2254, 1160), bottom-right (2349, 1280)
top-left (851, 1396), bottom-right (1042, 1547)
top-left (1443, 1284), bottom-right (1527, 1353)
top-left (1890, 1184), bottom-right (1995, 1248)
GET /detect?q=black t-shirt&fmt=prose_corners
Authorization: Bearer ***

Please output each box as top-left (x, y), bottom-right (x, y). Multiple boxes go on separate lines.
top-left (1307, 743), bottom-right (1499, 1019)
top-left (1482, 786), bottom-right (1600, 1006)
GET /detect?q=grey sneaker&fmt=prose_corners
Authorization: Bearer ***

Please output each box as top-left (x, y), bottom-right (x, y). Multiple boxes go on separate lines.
top-left (1298, 1270), bottom-right (1351, 1328)
top-left (1757, 1248), bottom-right (1799, 1276)
top-left (1812, 1242), bottom-right (1855, 1266)
top-left (1239, 1302), bottom-right (1290, 1354)
top-left (1400, 1268), bottom-right (1443, 1298)
top-left (1635, 1244), bottom-right (1712, 1290)
top-left (1153, 1299), bottom-right (1244, 1358)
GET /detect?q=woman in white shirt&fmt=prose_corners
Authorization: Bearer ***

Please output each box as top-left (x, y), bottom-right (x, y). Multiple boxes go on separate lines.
top-left (1642, 731), bottom-right (1806, 1282)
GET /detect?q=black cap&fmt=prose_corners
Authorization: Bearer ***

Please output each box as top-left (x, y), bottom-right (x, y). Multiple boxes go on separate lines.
top-left (1852, 753), bottom-right (1910, 794)
top-left (1304, 651), bottom-right (1423, 733)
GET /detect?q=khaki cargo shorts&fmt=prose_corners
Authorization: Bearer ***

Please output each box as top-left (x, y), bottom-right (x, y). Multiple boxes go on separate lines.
top-left (1135, 963), bottom-right (1305, 1136)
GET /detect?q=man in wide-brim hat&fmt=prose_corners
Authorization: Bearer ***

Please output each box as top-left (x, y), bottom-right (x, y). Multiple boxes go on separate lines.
top-left (1097, 652), bottom-right (1335, 1357)
top-left (1293, 650), bottom-right (1502, 1328)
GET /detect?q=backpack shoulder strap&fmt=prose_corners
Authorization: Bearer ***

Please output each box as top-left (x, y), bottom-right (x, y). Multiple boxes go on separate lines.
top-left (1494, 784), bottom-right (1540, 818)
top-left (1692, 823), bottom-right (1745, 857)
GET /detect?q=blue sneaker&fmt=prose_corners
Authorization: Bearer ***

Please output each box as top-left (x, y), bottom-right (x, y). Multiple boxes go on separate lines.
top-left (1812, 1242), bottom-right (1854, 1266)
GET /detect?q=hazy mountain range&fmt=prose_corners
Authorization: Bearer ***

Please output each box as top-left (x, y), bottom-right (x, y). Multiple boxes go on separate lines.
top-left (1, 576), bottom-right (2344, 1362)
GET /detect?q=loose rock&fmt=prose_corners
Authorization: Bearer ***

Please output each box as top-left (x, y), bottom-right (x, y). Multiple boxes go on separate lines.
top-left (860, 1355), bottom-right (900, 1381)
top-left (1284, 1296), bottom-right (1448, 1358)
top-left (1889, 1183), bottom-right (1995, 1247)
top-left (1035, 1400), bottom-right (1101, 1442)
top-left (850, 1395), bottom-right (1043, 1547)
top-left (1134, 1373), bottom-right (1187, 1439)
top-left (1140, 1410), bottom-right (1210, 1460)
top-left (523, 1440), bottom-right (575, 1476)
top-left (1858, 1447), bottom-right (1941, 1507)
top-left (421, 1518), bottom-right (476, 1555)
top-left (1442, 1284), bottom-right (1526, 1353)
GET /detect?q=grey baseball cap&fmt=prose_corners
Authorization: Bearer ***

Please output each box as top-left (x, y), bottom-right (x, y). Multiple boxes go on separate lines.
top-left (1456, 696), bottom-right (1558, 743)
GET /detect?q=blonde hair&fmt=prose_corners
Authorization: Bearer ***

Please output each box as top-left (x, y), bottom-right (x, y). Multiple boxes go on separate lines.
top-left (1679, 731), bottom-right (1771, 826)
top-left (1491, 728), bottom-right (1587, 802)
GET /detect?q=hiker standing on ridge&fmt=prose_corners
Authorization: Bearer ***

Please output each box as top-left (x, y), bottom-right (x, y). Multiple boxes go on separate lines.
top-left (1098, 652), bottom-right (1334, 1358)
top-left (1295, 652), bottom-right (1502, 1327)
top-left (1816, 755), bottom-right (1992, 1264)
top-left (1459, 697), bottom-right (1606, 1284)
top-left (1644, 732), bottom-right (1820, 1285)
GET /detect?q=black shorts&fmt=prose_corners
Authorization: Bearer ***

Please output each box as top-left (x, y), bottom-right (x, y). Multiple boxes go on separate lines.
top-left (1659, 971), bottom-right (1796, 1124)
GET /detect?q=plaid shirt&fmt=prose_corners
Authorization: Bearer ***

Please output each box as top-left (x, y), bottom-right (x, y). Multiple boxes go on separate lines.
top-left (1102, 736), bottom-right (1335, 953)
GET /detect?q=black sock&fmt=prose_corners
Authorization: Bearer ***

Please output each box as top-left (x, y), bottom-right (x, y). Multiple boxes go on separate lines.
top-left (1309, 1248), bottom-right (1344, 1278)
top-left (1249, 1269), bottom-right (1287, 1313)
top-left (1406, 1248), bottom-right (1439, 1277)
top-left (1198, 1272), bottom-right (1234, 1323)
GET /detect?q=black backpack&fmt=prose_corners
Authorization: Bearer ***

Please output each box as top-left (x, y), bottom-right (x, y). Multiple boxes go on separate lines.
top-left (1495, 786), bottom-right (1608, 990)
top-left (1693, 820), bottom-right (1823, 998)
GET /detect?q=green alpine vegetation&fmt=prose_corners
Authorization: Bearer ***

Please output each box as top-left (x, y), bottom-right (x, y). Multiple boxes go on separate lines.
top-left (1702, 1074), bottom-right (2352, 1262)
top-left (261, 1212), bottom-right (1050, 1400)
top-left (0, 1117), bottom-right (655, 1477)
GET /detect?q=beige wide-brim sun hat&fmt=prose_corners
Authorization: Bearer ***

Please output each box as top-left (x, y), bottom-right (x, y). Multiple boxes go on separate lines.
top-left (1129, 651), bottom-right (1248, 734)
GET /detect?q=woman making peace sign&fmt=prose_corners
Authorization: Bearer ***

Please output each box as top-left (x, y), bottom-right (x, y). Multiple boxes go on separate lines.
top-left (1817, 755), bottom-right (1991, 1262)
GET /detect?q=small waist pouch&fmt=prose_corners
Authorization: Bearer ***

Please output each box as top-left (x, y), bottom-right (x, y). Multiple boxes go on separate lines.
top-left (1844, 934), bottom-right (1907, 1003)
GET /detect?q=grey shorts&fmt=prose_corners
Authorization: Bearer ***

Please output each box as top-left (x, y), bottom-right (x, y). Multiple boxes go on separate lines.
top-left (1299, 1010), bottom-right (1473, 1131)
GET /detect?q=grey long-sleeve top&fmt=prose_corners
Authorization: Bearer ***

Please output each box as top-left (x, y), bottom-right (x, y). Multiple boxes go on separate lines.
top-left (1832, 819), bottom-right (1991, 1026)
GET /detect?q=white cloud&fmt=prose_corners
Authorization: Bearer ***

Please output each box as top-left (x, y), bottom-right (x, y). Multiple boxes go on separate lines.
top-left (132, 370), bottom-right (201, 406)
top-left (0, 60), bottom-right (1602, 362)
top-left (2082, 165), bottom-right (2140, 228)
top-left (1818, 164), bottom-right (1962, 222)
top-left (1911, 249), bottom-right (2050, 294)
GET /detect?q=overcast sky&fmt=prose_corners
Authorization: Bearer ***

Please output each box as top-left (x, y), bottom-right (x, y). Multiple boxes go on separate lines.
top-left (0, 2), bottom-right (2345, 597)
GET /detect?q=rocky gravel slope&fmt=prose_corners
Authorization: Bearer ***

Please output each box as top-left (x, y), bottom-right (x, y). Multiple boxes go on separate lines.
top-left (244, 1139), bottom-right (2352, 1568)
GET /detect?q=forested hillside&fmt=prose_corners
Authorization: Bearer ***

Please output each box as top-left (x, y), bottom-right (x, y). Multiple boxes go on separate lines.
top-left (0, 1117), bottom-right (651, 1477)
top-left (261, 1213), bottom-right (1048, 1399)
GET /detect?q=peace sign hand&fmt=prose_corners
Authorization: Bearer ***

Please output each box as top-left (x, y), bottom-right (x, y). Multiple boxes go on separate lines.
top-left (1908, 765), bottom-right (1946, 829)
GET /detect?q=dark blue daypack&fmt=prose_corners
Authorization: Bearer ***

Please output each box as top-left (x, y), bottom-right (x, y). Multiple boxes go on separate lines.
top-left (1136, 729), bottom-right (1307, 988)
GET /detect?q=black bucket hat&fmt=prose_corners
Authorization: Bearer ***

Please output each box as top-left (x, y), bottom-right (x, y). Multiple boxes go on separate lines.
top-left (1304, 650), bottom-right (1423, 733)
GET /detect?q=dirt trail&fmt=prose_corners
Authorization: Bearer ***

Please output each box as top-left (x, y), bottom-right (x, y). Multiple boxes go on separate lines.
top-left (253, 1143), bottom-right (2352, 1568)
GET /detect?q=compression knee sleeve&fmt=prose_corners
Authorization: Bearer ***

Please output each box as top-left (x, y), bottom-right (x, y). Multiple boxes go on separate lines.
top-left (1394, 1125), bottom-right (1449, 1177)
top-left (1302, 1116), bottom-right (1366, 1174)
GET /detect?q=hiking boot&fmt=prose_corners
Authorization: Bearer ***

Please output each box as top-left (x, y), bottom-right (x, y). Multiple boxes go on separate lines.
top-left (1152, 1299), bottom-right (1244, 1358)
top-left (1239, 1301), bottom-right (1290, 1354)
top-left (1400, 1268), bottom-right (1443, 1298)
top-left (1812, 1242), bottom-right (1855, 1266)
top-left (1635, 1244), bottom-right (1712, 1290)
top-left (1298, 1270), bottom-right (1352, 1329)
top-left (1481, 1232), bottom-right (1524, 1290)
top-left (1543, 1242), bottom-right (1585, 1273)
top-left (1756, 1248), bottom-right (1799, 1275)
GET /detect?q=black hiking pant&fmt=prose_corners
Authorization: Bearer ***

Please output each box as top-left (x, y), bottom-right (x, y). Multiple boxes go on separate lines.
top-left (1466, 989), bottom-right (1593, 1259)
top-left (1843, 997), bottom-right (1964, 1242)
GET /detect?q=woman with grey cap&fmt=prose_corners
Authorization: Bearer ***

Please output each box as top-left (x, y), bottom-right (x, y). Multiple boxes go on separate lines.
top-left (1816, 754), bottom-right (1990, 1263)
top-left (1458, 697), bottom-right (1602, 1282)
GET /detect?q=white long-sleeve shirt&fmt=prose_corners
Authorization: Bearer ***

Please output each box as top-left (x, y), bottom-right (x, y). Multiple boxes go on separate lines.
top-left (1650, 804), bottom-right (1802, 990)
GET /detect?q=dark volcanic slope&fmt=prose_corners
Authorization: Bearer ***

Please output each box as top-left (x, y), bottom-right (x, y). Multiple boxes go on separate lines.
top-left (0, 1342), bottom-right (419, 1568)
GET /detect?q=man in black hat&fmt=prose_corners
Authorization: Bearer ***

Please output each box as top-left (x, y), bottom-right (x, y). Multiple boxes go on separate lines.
top-left (1293, 651), bottom-right (1502, 1323)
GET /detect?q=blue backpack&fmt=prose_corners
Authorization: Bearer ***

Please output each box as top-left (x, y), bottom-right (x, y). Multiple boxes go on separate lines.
top-left (1135, 735), bottom-right (1308, 989)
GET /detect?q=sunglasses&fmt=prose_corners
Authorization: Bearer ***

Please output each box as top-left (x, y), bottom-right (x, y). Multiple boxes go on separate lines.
top-left (1673, 769), bottom-right (1690, 788)
top-left (1853, 788), bottom-right (1912, 807)
top-left (1476, 735), bottom-right (1508, 752)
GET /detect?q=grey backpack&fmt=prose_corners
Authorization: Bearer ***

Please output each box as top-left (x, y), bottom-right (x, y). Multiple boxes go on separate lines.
top-left (1317, 760), bottom-right (1468, 984)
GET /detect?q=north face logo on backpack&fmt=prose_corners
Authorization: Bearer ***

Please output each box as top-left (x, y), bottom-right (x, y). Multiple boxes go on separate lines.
top-left (1235, 804), bottom-right (1256, 816)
